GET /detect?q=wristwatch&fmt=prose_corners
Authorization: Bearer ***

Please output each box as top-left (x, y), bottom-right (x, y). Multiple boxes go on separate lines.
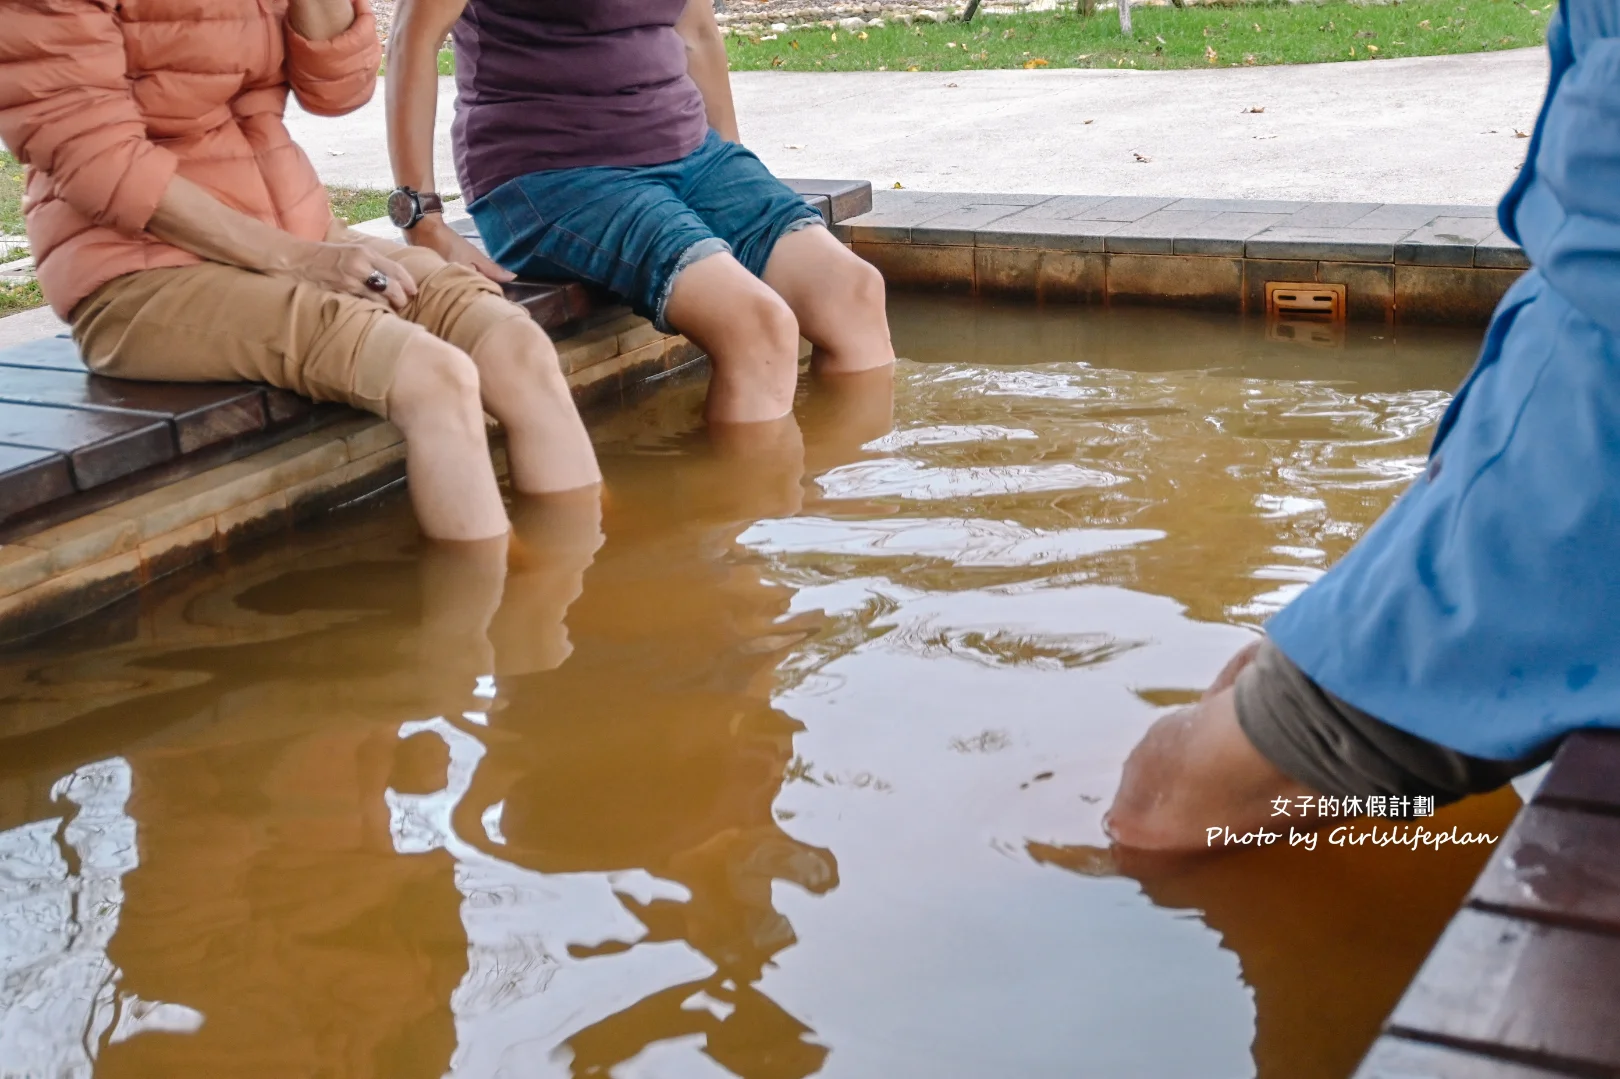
top-left (387, 187), bottom-right (444, 230)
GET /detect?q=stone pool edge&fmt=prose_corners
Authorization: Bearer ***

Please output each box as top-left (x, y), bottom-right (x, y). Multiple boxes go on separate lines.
top-left (0, 319), bottom-right (707, 644)
top-left (833, 191), bottom-right (1529, 324)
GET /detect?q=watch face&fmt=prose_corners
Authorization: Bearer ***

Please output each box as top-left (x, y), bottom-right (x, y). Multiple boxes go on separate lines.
top-left (387, 188), bottom-right (417, 228)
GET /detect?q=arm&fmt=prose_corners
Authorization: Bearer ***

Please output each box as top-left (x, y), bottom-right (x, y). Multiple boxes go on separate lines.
top-left (0, 0), bottom-right (413, 308)
top-left (385, 0), bottom-right (513, 281)
top-left (147, 174), bottom-right (417, 310)
top-left (284, 0), bottom-right (382, 117)
top-left (675, 0), bottom-right (740, 143)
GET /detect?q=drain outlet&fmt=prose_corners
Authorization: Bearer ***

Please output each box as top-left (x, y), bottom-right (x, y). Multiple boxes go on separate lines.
top-left (1265, 281), bottom-right (1346, 321)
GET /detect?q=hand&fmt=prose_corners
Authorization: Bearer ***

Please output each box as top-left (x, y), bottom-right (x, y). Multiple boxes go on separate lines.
top-left (275, 239), bottom-right (418, 311)
top-left (286, 0), bottom-right (357, 40)
top-left (406, 215), bottom-right (516, 283)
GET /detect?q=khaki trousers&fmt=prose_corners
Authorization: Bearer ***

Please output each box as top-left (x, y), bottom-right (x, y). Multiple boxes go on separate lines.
top-left (71, 234), bottom-right (528, 418)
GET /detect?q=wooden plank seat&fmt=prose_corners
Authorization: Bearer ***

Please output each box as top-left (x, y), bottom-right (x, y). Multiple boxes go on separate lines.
top-left (0, 180), bottom-right (874, 529)
top-left (1354, 731), bottom-right (1620, 1079)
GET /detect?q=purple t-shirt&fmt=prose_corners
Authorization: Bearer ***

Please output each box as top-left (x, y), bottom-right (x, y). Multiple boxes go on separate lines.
top-left (451, 0), bottom-right (710, 201)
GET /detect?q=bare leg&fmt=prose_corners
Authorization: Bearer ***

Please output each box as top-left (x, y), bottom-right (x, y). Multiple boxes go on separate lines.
top-left (1105, 640), bottom-right (1316, 851)
top-left (466, 316), bottom-right (602, 495)
top-left (798, 364), bottom-right (897, 476)
top-left (664, 252), bottom-right (802, 425)
top-left (763, 226), bottom-right (895, 376)
top-left (707, 413), bottom-right (807, 522)
top-left (386, 334), bottom-right (510, 541)
top-left (490, 487), bottom-right (605, 676)
top-left (413, 534), bottom-right (509, 702)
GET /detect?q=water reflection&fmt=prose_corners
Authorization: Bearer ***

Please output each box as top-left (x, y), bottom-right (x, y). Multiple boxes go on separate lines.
top-left (0, 302), bottom-right (1513, 1078)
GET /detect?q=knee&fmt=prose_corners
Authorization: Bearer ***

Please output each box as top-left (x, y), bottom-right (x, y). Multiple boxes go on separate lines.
top-left (732, 288), bottom-right (801, 359)
top-left (478, 316), bottom-right (561, 371)
top-left (388, 335), bottom-right (484, 432)
top-left (840, 255), bottom-right (887, 316)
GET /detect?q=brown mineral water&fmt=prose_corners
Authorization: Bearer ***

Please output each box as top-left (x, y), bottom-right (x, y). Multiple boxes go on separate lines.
top-left (0, 298), bottom-right (1521, 1079)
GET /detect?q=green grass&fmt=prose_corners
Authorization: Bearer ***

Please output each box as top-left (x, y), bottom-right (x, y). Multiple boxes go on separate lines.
top-left (1, 151), bottom-right (23, 238)
top-left (725, 0), bottom-right (1550, 72)
top-left (327, 186), bottom-right (393, 226)
top-left (0, 279), bottom-right (43, 317)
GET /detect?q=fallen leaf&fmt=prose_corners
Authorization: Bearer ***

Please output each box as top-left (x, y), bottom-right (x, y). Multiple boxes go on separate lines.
top-left (1023, 57), bottom-right (1049, 68)
top-left (1245, 106), bottom-right (1266, 113)
top-left (1513, 129), bottom-right (1529, 138)
top-left (892, 181), bottom-right (905, 189)
top-left (790, 39), bottom-right (800, 48)
top-left (1205, 45), bottom-right (1218, 63)
top-left (1083, 118), bottom-right (1095, 124)
top-left (857, 30), bottom-right (868, 39)
top-left (1075, 53), bottom-right (1092, 60)
top-left (1252, 22), bottom-right (1262, 31)
top-left (1418, 18), bottom-right (1431, 28)
top-left (1243, 53), bottom-right (1257, 65)
top-left (945, 81), bottom-right (959, 87)
top-left (770, 54), bottom-right (784, 66)
top-left (906, 65), bottom-right (920, 71)
top-left (784, 143), bottom-right (804, 149)
top-left (946, 41), bottom-right (957, 47)
top-left (1366, 44), bottom-right (1379, 53)
top-left (830, 31), bottom-right (837, 41)
top-left (1133, 151), bottom-right (1152, 163)
top-left (326, 149), bottom-right (346, 156)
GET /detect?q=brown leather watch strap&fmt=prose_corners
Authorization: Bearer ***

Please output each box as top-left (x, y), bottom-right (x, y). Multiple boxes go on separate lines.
top-left (419, 192), bottom-right (444, 218)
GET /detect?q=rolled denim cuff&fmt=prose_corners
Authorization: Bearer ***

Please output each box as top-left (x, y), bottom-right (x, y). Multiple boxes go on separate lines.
top-left (654, 237), bottom-right (733, 333)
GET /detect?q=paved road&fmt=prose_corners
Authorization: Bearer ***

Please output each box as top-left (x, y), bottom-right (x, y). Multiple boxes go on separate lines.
top-left (288, 49), bottom-right (1547, 205)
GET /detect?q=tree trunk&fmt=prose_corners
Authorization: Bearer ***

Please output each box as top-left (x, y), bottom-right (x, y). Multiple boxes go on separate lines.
top-left (1077, 0), bottom-right (1096, 14)
top-left (1118, 0), bottom-right (1131, 35)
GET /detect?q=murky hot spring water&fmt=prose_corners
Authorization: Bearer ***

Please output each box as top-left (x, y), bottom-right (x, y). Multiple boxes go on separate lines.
top-left (0, 298), bottom-right (1520, 1078)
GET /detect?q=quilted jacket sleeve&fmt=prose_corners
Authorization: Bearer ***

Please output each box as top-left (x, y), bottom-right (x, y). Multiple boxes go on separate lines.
top-left (0, 0), bottom-right (179, 234)
top-left (285, 0), bottom-right (382, 117)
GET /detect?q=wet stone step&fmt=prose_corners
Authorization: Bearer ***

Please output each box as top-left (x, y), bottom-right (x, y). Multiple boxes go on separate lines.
top-left (0, 443), bottom-right (73, 519)
top-left (0, 365), bottom-right (266, 454)
top-left (1383, 908), bottom-right (1620, 1077)
top-left (0, 399), bottom-right (174, 490)
top-left (1357, 1036), bottom-right (1580, 1079)
top-left (1468, 804), bottom-right (1620, 936)
top-left (1535, 730), bottom-right (1620, 814)
top-left (0, 334), bottom-right (89, 372)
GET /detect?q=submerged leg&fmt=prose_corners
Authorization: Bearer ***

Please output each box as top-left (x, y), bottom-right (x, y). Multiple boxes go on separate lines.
top-left (664, 251), bottom-right (804, 425)
top-left (763, 226), bottom-right (895, 376)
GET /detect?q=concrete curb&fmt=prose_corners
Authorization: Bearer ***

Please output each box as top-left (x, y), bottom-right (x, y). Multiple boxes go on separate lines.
top-left (835, 190), bottom-right (1528, 323)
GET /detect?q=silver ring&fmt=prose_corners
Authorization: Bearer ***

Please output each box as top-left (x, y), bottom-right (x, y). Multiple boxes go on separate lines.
top-left (364, 271), bottom-right (389, 293)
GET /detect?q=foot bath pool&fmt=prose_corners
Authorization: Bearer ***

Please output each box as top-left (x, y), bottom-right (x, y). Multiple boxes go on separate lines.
top-left (0, 296), bottom-right (1522, 1078)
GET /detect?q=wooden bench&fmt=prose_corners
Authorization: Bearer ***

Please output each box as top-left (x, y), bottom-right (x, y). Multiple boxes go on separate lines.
top-left (0, 180), bottom-right (873, 536)
top-left (1354, 730), bottom-right (1620, 1079)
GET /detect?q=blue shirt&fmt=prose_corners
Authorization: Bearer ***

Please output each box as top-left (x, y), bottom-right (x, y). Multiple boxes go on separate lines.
top-left (1265, 4), bottom-right (1620, 760)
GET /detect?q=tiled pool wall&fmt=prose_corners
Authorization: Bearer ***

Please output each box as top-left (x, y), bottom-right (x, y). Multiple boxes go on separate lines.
top-left (0, 188), bottom-right (1530, 644)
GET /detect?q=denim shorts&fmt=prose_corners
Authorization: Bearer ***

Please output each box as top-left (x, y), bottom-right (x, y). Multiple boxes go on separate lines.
top-left (468, 131), bottom-right (825, 331)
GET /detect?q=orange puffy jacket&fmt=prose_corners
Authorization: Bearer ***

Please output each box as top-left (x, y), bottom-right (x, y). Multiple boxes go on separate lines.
top-left (0, 0), bottom-right (380, 319)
